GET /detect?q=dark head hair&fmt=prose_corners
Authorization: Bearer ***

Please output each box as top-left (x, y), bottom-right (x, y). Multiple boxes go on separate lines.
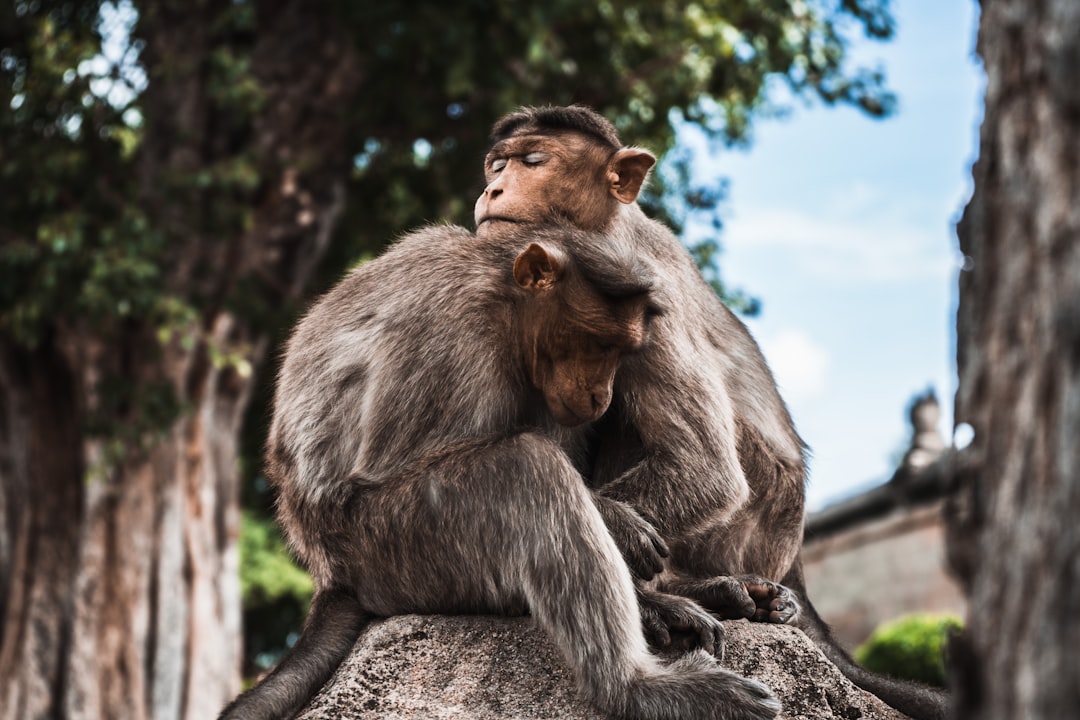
top-left (574, 238), bottom-right (654, 301)
top-left (526, 226), bottom-right (654, 300)
top-left (490, 105), bottom-right (623, 151)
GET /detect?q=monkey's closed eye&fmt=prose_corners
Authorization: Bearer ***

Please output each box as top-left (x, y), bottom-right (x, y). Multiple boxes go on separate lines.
top-left (490, 158), bottom-right (508, 172)
top-left (523, 152), bottom-right (550, 166)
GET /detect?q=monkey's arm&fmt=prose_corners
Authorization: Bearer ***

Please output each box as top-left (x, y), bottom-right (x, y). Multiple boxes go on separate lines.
top-left (598, 341), bottom-right (750, 539)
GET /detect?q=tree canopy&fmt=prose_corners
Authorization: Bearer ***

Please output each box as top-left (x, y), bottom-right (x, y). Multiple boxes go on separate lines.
top-left (2, 0), bottom-right (894, 352)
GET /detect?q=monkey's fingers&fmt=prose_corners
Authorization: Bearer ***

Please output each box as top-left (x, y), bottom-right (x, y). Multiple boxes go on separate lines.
top-left (673, 576), bottom-right (756, 619)
top-left (649, 526), bottom-right (671, 559)
top-left (741, 578), bottom-right (800, 624)
top-left (635, 521), bottom-right (670, 570)
top-left (593, 495), bottom-right (668, 579)
top-left (659, 621), bottom-right (724, 658)
top-left (622, 529), bottom-right (667, 579)
top-left (641, 611), bottom-right (673, 649)
top-left (637, 588), bottom-right (725, 658)
top-left (675, 611), bottom-right (724, 659)
top-left (765, 591), bottom-right (800, 623)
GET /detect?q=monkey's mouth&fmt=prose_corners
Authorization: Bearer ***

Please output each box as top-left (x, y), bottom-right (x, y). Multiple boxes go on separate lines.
top-left (477, 216), bottom-right (523, 228)
top-left (552, 398), bottom-right (601, 428)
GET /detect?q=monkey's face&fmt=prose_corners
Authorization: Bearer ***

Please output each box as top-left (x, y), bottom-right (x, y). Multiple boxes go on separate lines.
top-left (532, 331), bottom-right (625, 426)
top-left (528, 290), bottom-right (650, 428)
top-left (512, 241), bottom-right (651, 427)
top-left (475, 131), bottom-right (652, 236)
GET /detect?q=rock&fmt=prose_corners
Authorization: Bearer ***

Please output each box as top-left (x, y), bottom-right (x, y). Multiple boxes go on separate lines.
top-left (297, 615), bottom-right (909, 720)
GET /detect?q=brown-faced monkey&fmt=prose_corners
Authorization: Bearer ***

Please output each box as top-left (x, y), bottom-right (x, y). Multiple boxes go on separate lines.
top-left (218, 224), bottom-right (782, 720)
top-left (476, 105), bottom-right (949, 720)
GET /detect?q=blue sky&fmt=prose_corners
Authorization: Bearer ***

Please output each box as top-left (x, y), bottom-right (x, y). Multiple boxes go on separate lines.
top-left (681, 1), bottom-right (985, 510)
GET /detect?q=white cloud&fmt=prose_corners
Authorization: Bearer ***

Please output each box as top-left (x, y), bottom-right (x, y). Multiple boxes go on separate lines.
top-left (718, 198), bottom-right (960, 285)
top-left (759, 329), bottom-right (830, 404)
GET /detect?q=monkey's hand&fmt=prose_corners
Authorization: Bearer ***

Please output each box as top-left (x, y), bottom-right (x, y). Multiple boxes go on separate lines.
top-left (592, 494), bottom-right (669, 580)
top-left (637, 587), bottom-right (725, 659)
top-left (667, 575), bottom-right (800, 624)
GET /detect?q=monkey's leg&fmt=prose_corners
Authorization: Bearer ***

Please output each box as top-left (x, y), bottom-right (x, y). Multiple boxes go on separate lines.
top-left (664, 535), bottom-right (802, 624)
top-left (666, 479), bottom-right (804, 625)
top-left (593, 502), bottom-right (733, 657)
top-left (352, 432), bottom-right (781, 720)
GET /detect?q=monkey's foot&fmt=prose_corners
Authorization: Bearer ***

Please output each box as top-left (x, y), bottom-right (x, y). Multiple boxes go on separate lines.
top-left (637, 587), bottom-right (725, 658)
top-left (667, 575), bottom-right (800, 624)
top-left (740, 576), bottom-right (800, 624)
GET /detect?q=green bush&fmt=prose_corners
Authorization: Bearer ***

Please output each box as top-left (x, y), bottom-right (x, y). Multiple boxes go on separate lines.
top-left (855, 613), bottom-right (962, 688)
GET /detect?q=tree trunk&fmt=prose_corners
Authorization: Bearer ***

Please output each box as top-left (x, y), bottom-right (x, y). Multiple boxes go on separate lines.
top-left (0, 2), bottom-right (360, 718)
top-left (0, 344), bottom-right (84, 720)
top-left (946, 0), bottom-right (1080, 717)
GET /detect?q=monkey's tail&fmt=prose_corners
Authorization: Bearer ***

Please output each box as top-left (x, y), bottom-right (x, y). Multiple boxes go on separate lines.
top-left (783, 560), bottom-right (949, 720)
top-left (217, 586), bottom-right (371, 720)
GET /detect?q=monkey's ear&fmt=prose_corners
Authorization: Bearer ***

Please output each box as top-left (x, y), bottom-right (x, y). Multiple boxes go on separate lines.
top-left (607, 148), bottom-right (656, 204)
top-left (513, 243), bottom-right (565, 292)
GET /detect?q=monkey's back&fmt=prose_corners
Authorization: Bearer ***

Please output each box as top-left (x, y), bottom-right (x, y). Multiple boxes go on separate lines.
top-left (269, 226), bottom-right (530, 505)
top-left (615, 206), bottom-right (806, 469)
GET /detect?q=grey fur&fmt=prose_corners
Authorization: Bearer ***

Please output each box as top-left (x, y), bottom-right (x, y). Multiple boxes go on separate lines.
top-left (218, 224), bottom-right (781, 720)
top-left (594, 204), bottom-right (807, 580)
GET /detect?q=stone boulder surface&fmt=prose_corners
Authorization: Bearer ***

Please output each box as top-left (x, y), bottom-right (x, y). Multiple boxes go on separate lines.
top-left (297, 615), bottom-right (909, 720)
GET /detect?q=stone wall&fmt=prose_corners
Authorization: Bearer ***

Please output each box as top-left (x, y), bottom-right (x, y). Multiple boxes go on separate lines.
top-left (803, 500), bottom-right (966, 650)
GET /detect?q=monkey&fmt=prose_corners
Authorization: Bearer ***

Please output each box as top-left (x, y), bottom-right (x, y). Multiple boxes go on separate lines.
top-left (218, 224), bottom-right (783, 720)
top-left (473, 104), bottom-right (950, 720)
